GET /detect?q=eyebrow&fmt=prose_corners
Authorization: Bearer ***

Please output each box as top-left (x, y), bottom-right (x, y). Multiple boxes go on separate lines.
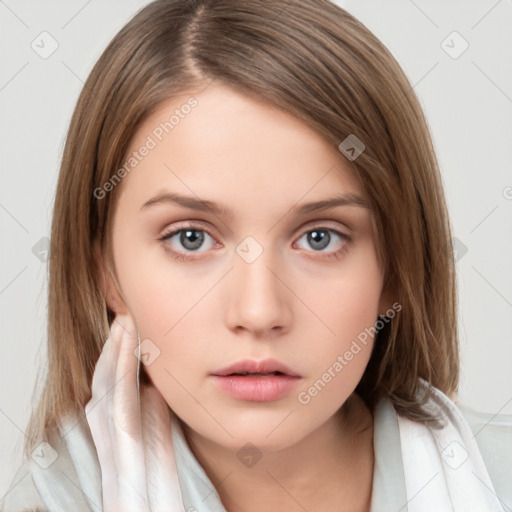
top-left (140, 191), bottom-right (369, 217)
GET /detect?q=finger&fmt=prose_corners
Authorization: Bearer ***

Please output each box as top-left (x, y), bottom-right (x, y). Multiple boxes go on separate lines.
top-left (90, 316), bottom-right (125, 402)
top-left (111, 313), bottom-right (141, 437)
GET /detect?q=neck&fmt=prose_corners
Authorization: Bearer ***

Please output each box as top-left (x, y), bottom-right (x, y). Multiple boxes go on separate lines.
top-left (180, 393), bottom-right (374, 512)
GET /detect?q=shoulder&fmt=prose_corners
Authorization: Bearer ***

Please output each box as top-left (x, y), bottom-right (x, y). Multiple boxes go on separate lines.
top-left (1, 415), bottom-right (102, 512)
top-left (458, 400), bottom-right (512, 439)
top-left (456, 400), bottom-right (512, 507)
top-left (2, 459), bottom-right (47, 511)
top-left (380, 385), bottom-right (512, 511)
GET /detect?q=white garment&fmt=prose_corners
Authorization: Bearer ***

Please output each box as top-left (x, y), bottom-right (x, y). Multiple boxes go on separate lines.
top-left (397, 383), bottom-right (507, 511)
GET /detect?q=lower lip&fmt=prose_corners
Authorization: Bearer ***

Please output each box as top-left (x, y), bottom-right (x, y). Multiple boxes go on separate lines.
top-left (211, 374), bottom-right (301, 402)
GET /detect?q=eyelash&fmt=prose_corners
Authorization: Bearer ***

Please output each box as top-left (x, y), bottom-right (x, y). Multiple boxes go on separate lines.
top-left (157, 223), bottom-right (351, 262)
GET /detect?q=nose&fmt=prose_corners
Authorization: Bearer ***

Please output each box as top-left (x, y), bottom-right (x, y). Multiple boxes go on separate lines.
top-left (224, 243), bottom-right (292, 338)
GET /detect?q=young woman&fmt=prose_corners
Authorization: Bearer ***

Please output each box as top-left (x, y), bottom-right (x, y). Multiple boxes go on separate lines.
top-left (3, 1), bottom-right (511, 511)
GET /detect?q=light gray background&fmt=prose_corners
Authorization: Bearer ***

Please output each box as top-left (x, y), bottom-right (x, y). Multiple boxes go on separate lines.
top-left (1, 0), bottom-right (511, 499)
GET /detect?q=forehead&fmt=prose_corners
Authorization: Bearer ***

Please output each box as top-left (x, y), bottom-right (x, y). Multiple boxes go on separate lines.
top-left (118, 83), bottom-right (365, 214)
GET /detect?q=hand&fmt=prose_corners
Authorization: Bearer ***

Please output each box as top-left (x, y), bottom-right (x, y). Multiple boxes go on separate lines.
top-left (84, 313), bottom-right (185, 512)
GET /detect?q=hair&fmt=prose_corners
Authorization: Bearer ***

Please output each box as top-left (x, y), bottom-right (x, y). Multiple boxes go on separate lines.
top-left (25, 0), bottom-right (458, 457)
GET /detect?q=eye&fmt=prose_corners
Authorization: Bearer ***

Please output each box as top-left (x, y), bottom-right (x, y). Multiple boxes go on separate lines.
top-left (158, 224), bottom-right (351, 262)
top-left (158, 224), bottom-right (217, 260)
top-left (294, 228), bottom-right (350, 259)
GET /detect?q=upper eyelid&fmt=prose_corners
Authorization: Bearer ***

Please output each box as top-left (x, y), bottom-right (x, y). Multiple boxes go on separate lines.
top-left (160, 220), bottom-right (349, 235)
top-left (160, 221), bottom-right (216, 239)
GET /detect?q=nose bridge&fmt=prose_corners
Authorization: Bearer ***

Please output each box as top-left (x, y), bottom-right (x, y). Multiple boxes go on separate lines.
top-left (225, 235), bottom-right (291, 334)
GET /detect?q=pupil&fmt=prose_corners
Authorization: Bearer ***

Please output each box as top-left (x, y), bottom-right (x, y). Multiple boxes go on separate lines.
top-left (308, 230), bottom-right (330, 250)
top-left (180, 229), bottom-right (204, 250)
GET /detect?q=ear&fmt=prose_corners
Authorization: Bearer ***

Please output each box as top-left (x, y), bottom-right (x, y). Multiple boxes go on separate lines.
top-left (93, 239), bottom-right (129, 316)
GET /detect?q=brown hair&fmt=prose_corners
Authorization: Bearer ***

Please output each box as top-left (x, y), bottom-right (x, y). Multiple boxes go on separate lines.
top-left (25, 0), bottom-right (458, 456)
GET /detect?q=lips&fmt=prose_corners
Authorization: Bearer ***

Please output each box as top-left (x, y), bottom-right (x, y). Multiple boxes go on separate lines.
top-left (211, 358), bottom-right (302, 378)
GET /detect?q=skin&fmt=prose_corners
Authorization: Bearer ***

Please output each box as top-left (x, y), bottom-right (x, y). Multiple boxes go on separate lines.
top-left (98, 82), bottom-right (393, 511)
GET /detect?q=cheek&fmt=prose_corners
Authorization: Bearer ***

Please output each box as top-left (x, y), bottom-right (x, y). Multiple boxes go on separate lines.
top-left (129, 282), bottom-right (177, 341)
top-left (114, 232), bottom-right (219, 369)
top-left (312, 245), bottom-right (383, 343)
top-left (117, 241), bottom-right (196, 337)
top-left (296, 277), bottom-right (379, 415)
top-left (299, 244), bottom-right (382, 396)
top-left (127, 276), bottom-right (216, 392)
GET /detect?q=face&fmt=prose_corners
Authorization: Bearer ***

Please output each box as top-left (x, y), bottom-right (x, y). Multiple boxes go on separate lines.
top-left (102, 83), bottom-right (390, 453)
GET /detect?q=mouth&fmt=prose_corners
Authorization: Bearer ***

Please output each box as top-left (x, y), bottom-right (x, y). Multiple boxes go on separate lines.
top-left (211, 358), bottom-right (302, 378)
top-left (226, 371), bottom-right (287, 376)
top-left (210, 359), bottom-right (302, 402)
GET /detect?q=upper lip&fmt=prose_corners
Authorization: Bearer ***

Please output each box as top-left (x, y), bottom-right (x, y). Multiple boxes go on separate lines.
top-left (211, 358), bottom-right (302, 377)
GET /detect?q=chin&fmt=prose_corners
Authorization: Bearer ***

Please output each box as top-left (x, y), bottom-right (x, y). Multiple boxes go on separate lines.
top-left (186, 413), bottom-right (310, 452)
